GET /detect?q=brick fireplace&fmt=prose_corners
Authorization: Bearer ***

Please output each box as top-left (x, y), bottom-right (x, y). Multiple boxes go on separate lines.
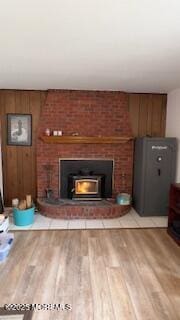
top-left (37, 90), bottom-right (134, 218)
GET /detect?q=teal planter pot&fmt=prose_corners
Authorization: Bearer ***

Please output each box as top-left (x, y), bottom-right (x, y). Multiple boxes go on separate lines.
top-left (13, 207), bottom-right (35, 226)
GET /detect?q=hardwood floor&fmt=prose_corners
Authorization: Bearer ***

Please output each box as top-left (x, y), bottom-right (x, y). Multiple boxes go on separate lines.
top-left (0, 229), bottom-right (179, 320)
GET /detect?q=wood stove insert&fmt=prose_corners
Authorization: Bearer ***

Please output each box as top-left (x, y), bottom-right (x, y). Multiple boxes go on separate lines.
top-left (68, 171), bottom-right (105, 200)
top-left (60, 159), bottom-right (113, 199)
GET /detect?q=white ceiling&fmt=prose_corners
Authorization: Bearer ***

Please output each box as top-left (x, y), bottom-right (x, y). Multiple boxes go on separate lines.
top-left (0, 0), bottom-right (180, 93)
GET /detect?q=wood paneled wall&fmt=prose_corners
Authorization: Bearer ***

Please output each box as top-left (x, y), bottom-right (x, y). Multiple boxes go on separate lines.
top-left (128, 93), bottom-right (167, 137)
top-left (0, 90), bottom-right (46, 205)
top-left (0, 90), bottom-right (167, 205)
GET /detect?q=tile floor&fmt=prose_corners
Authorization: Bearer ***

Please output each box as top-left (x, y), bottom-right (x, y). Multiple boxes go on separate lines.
top-left (8, 208), bottom-right (168, 230)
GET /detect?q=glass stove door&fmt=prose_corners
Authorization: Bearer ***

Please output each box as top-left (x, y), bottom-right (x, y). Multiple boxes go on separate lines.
top-left (75, 179), bottom-right (98, 194)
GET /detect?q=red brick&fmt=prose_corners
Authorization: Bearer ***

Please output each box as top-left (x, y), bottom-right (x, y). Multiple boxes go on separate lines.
top-left (37, 90), bottom-right (134, 202)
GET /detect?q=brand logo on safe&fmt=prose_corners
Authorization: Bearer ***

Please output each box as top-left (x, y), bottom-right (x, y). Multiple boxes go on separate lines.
top-left (152, 146), bottom-right (168, 150)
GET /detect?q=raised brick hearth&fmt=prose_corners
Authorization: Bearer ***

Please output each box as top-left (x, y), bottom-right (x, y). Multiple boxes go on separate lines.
top-left (37, 198), bottom-right (130, 219)
top-left (37, 89), bottom-right (133, 218)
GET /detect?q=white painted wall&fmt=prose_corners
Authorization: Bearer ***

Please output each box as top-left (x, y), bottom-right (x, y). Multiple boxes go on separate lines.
top-left (166, 88), bottom-right (180, 182)
top-left (0, 139), bottom-right (3, 199)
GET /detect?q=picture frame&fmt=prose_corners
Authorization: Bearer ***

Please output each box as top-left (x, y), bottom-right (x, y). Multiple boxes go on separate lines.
top-left (7, 114), bottom-right (32, 146)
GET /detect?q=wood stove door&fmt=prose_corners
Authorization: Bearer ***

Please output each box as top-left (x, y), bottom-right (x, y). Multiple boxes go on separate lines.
top-left (75, 179), bottom-right (98, 195)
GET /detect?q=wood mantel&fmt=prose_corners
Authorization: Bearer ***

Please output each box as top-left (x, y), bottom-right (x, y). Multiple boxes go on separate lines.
top-left (39, 135), bottom-right (134, 144)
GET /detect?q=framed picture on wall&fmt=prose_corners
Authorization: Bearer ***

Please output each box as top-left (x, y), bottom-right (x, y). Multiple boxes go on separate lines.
top-left (7, 114), bottom-right (32, 146)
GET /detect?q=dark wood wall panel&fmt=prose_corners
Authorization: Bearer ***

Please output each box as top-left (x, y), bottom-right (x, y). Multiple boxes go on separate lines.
top-left (0, 90), bottom-right (46, 205)
top-left (128, 93), bottom-right (167, 137)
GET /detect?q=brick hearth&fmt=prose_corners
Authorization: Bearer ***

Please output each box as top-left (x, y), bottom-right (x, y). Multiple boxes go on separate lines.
top-left (36, 90), bottom-right (133, 218)
top-left (37, 198), bottom-right (130, 219)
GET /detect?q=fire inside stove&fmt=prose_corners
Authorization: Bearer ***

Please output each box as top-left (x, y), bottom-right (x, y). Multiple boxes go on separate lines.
top-left (68, 173), bottom-right (105, 200)
top-left (75, 179), bottom-right (98, 194)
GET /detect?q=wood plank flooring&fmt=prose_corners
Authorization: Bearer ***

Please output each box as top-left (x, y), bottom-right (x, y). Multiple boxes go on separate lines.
top-left (0, 229), bottom-right (179, 320)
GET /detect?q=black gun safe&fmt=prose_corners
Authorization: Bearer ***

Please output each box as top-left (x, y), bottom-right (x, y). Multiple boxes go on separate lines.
top-left (133, 137), bottom-right (177, 216)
